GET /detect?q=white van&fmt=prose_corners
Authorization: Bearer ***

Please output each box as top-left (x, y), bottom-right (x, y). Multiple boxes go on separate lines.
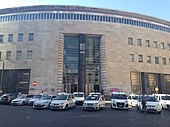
top-left (111, 92), bottom-right (128, 110)
top-left (156, 94), bottom-right (170, 110)
top-left (73, 92), bottom-right (85, 105)
top-left (128, 94), bottom-right (138, 107)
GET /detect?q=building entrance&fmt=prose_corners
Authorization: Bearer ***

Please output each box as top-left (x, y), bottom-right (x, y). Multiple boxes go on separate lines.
top-left (63, 34), bottom-right (101, 94)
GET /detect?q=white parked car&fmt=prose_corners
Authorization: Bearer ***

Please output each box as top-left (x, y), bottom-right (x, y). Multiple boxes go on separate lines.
top-left (111, 92), bottom-right (128, 110)
top-left (156, 94), bottom-right (170, 110)
top-left (11, 94), bottom-right (33, 106)
top-left (128, 94), bottom-right (138, 107)
top-left (28, 95), bottom-right (42, 106)
top-left (73, 92), bottom-right (85, 105)
top-left (33, 95), bottom-right (55, 109)
top-left (50, 93), bottom-right (75, 110)
top-left (83, 95), bottom-right (105, 111)
top-left (138, 95), bottom-right (162, 113)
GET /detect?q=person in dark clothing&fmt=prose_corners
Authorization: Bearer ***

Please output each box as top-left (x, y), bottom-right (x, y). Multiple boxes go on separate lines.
top-left (142, 95), bottom-right (146, 112)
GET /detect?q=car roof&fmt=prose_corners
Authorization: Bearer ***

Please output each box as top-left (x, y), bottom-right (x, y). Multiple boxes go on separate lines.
top-left (73, 92), bottom-right (84, 94)
top-left (111, 92), bottom-right (126, 94)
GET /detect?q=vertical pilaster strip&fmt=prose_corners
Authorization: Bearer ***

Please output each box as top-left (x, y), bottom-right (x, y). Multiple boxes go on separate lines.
top-left (56, 33), bottom-right (64, 93)
top-left (100, 35), bottom-right (107, 94)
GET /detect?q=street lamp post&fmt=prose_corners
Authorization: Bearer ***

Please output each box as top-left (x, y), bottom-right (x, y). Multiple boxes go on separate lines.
top-left (0, 61), bottom-right (4, 93)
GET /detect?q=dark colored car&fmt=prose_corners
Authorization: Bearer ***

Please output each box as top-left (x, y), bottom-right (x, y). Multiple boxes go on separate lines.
top-left (0, 93), bottom-right (18, 104)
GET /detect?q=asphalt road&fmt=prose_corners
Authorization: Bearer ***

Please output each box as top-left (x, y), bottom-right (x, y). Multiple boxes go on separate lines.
top-left (0, 105), bottom-right (170, 127)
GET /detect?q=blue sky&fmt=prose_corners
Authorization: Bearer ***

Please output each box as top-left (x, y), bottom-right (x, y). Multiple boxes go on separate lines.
top-left (0, 0), bottom-right (170, 21)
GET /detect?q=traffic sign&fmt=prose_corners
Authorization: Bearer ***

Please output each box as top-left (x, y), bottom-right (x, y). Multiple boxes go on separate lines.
top-left (32, 81), bottom-right (37, 86)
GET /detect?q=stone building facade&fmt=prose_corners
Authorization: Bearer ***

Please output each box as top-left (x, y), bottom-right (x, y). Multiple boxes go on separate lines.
top-left (0, 5), bottom-right (170, 95)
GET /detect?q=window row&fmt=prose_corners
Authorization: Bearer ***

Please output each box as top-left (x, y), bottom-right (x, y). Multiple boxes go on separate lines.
top-left (129, 54), bottom-right (170, 65)
top-left (0, 33), bottom-right (34, 43)
top-left (0, 50), bottom-right (32, 60)
top-left (0, 12), bottom-right (170, 33)
top-left (128, 37), bottom-right (170, 51)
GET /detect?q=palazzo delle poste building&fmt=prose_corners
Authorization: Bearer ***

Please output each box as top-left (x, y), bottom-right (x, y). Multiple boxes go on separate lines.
top-left (0, 5), bottom-right (170, 95)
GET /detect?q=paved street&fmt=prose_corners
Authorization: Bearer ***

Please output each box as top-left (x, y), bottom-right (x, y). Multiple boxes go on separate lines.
top-left (0, 105), bottom-right (170, 127)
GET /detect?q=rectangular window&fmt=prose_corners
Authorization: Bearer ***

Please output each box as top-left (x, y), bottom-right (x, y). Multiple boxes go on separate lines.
top-left (161, 42), bottom-right (165, 50)
top-left (28, 33), bottom-right (34, 41)
top-left (153, 41), bottom-right (158, 48)
top-left (138, 55), bottom-right (143, 63)
top-left (0, 35), bottom-right (4, 43)
top-left (18, 33), bottom-right (23, 41)
top-left (155, 57), bottom-right (159, 64)
top-left (128, 37), bottom-right (133, 45)
top-left (16, 51), bottom-right (22, 59)
top-left (129, 54), bottom-right (134, 62)
top-left (8, 34), bottom-right (13, 42)
top-left (0, 52), bottom-right (1, 60)
top-left (147, 56), bottom-right (151, 63)
top-left (137, 39), bottom-right (142, 46)
top-left (168, 44), bottom-right (170, 50)
top-left (27, 50), bottom-right (32, 59)
top-left (6, 51), bottom-right (11, 60)
top-left (162, 58), bottom-right (166, 65)
top-left (146, 40), bottom-right (150, 47)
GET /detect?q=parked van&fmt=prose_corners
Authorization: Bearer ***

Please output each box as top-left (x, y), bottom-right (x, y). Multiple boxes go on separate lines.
top-left (73, 92), bottom-right (84, 105)
top-left (155, 94), bottom-right (170, 110)
top-left (111, 92), bottom-right (128, 110)
top-left (128, 94), bottom-right (138, 107)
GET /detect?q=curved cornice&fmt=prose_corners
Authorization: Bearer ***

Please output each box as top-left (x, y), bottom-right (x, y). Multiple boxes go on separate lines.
top-left (0, 5), bottom-right (169, 26)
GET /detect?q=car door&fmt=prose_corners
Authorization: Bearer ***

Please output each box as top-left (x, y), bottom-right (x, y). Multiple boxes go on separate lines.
top-left (100, 96), bottom-right (105, 107)
top-left (67, 95), bottom-right (73, 108)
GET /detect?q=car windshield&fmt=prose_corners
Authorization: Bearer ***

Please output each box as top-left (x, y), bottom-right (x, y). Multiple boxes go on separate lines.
top-left (17, 95), bottom-right (26, 99)
top-left (74, 94), bottom-right (84, 97)
top-left (146, 97), bottom-right (158, 102)
top-left (85, 96), bottom-right (99, 100)
top-left (132, 96), bottom-right (138, 100)
top-left (54, 95), bottom-right (68, 100)
top-left (111, 94), bottom-right (127, 99)
top-left (162, 96), bottom-right (170, 100)
top-left (41, 96), bottom-right (51, 100)
top-left (33, 95), bottom-right (41, 99)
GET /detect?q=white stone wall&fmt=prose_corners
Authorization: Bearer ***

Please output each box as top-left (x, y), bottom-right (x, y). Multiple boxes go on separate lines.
top-left (0, 18), bottom-right (170, 94)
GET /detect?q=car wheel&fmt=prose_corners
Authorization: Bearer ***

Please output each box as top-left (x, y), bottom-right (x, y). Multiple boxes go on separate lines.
top-left (22, 101), bottom-right (25, 105)
top-left (161, 105), bottom-right (164, 110)
top-left (73, 104), bottom-right (75, 108)
top-left (65, 105), bottom-right (68, 110)
top-left (111, 106), bottom-right (114, 110)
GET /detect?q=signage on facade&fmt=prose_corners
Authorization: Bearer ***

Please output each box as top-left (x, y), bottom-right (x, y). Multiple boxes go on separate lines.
top-left (32, 81), bottom-right (37, 86)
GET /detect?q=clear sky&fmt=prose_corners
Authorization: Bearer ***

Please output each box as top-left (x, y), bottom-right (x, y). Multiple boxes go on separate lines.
top-left (0, 0), bottom-right (170, 21)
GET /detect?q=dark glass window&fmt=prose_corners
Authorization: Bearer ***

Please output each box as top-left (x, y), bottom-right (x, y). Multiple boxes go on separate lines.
top-left (137, 39), bottom-right (142, 46)
top-left (153, 41), bottom-right (158, 48)
top-left (146, 40), bottom-right (150, 47)
top-left (27, 50), bottom-right (32, 59)
top-left (129, 54), bottom-right (134, 62)
top-left (18, 33), bottom-right (23, 41)
top-left (138, 55), bottom-right (143, 62)
top-left (147, 56), bottom-right (151, 63)
top-left (155, 57), bottom-right (159, 64)
top-left (8, 34), bottom-right (13, 42)
top-left (6, 51), bottom-right (11, 60)
top-left (161, 42), bottom-right (165, 50)
top-left (28, 33), bottom-right (34, 41)
top-left (16, 51), bottom-right (22, 59)
top-left (0, 35), bottom-right (4, 43)
top-left (128, 37), bottom-right (133, 45)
